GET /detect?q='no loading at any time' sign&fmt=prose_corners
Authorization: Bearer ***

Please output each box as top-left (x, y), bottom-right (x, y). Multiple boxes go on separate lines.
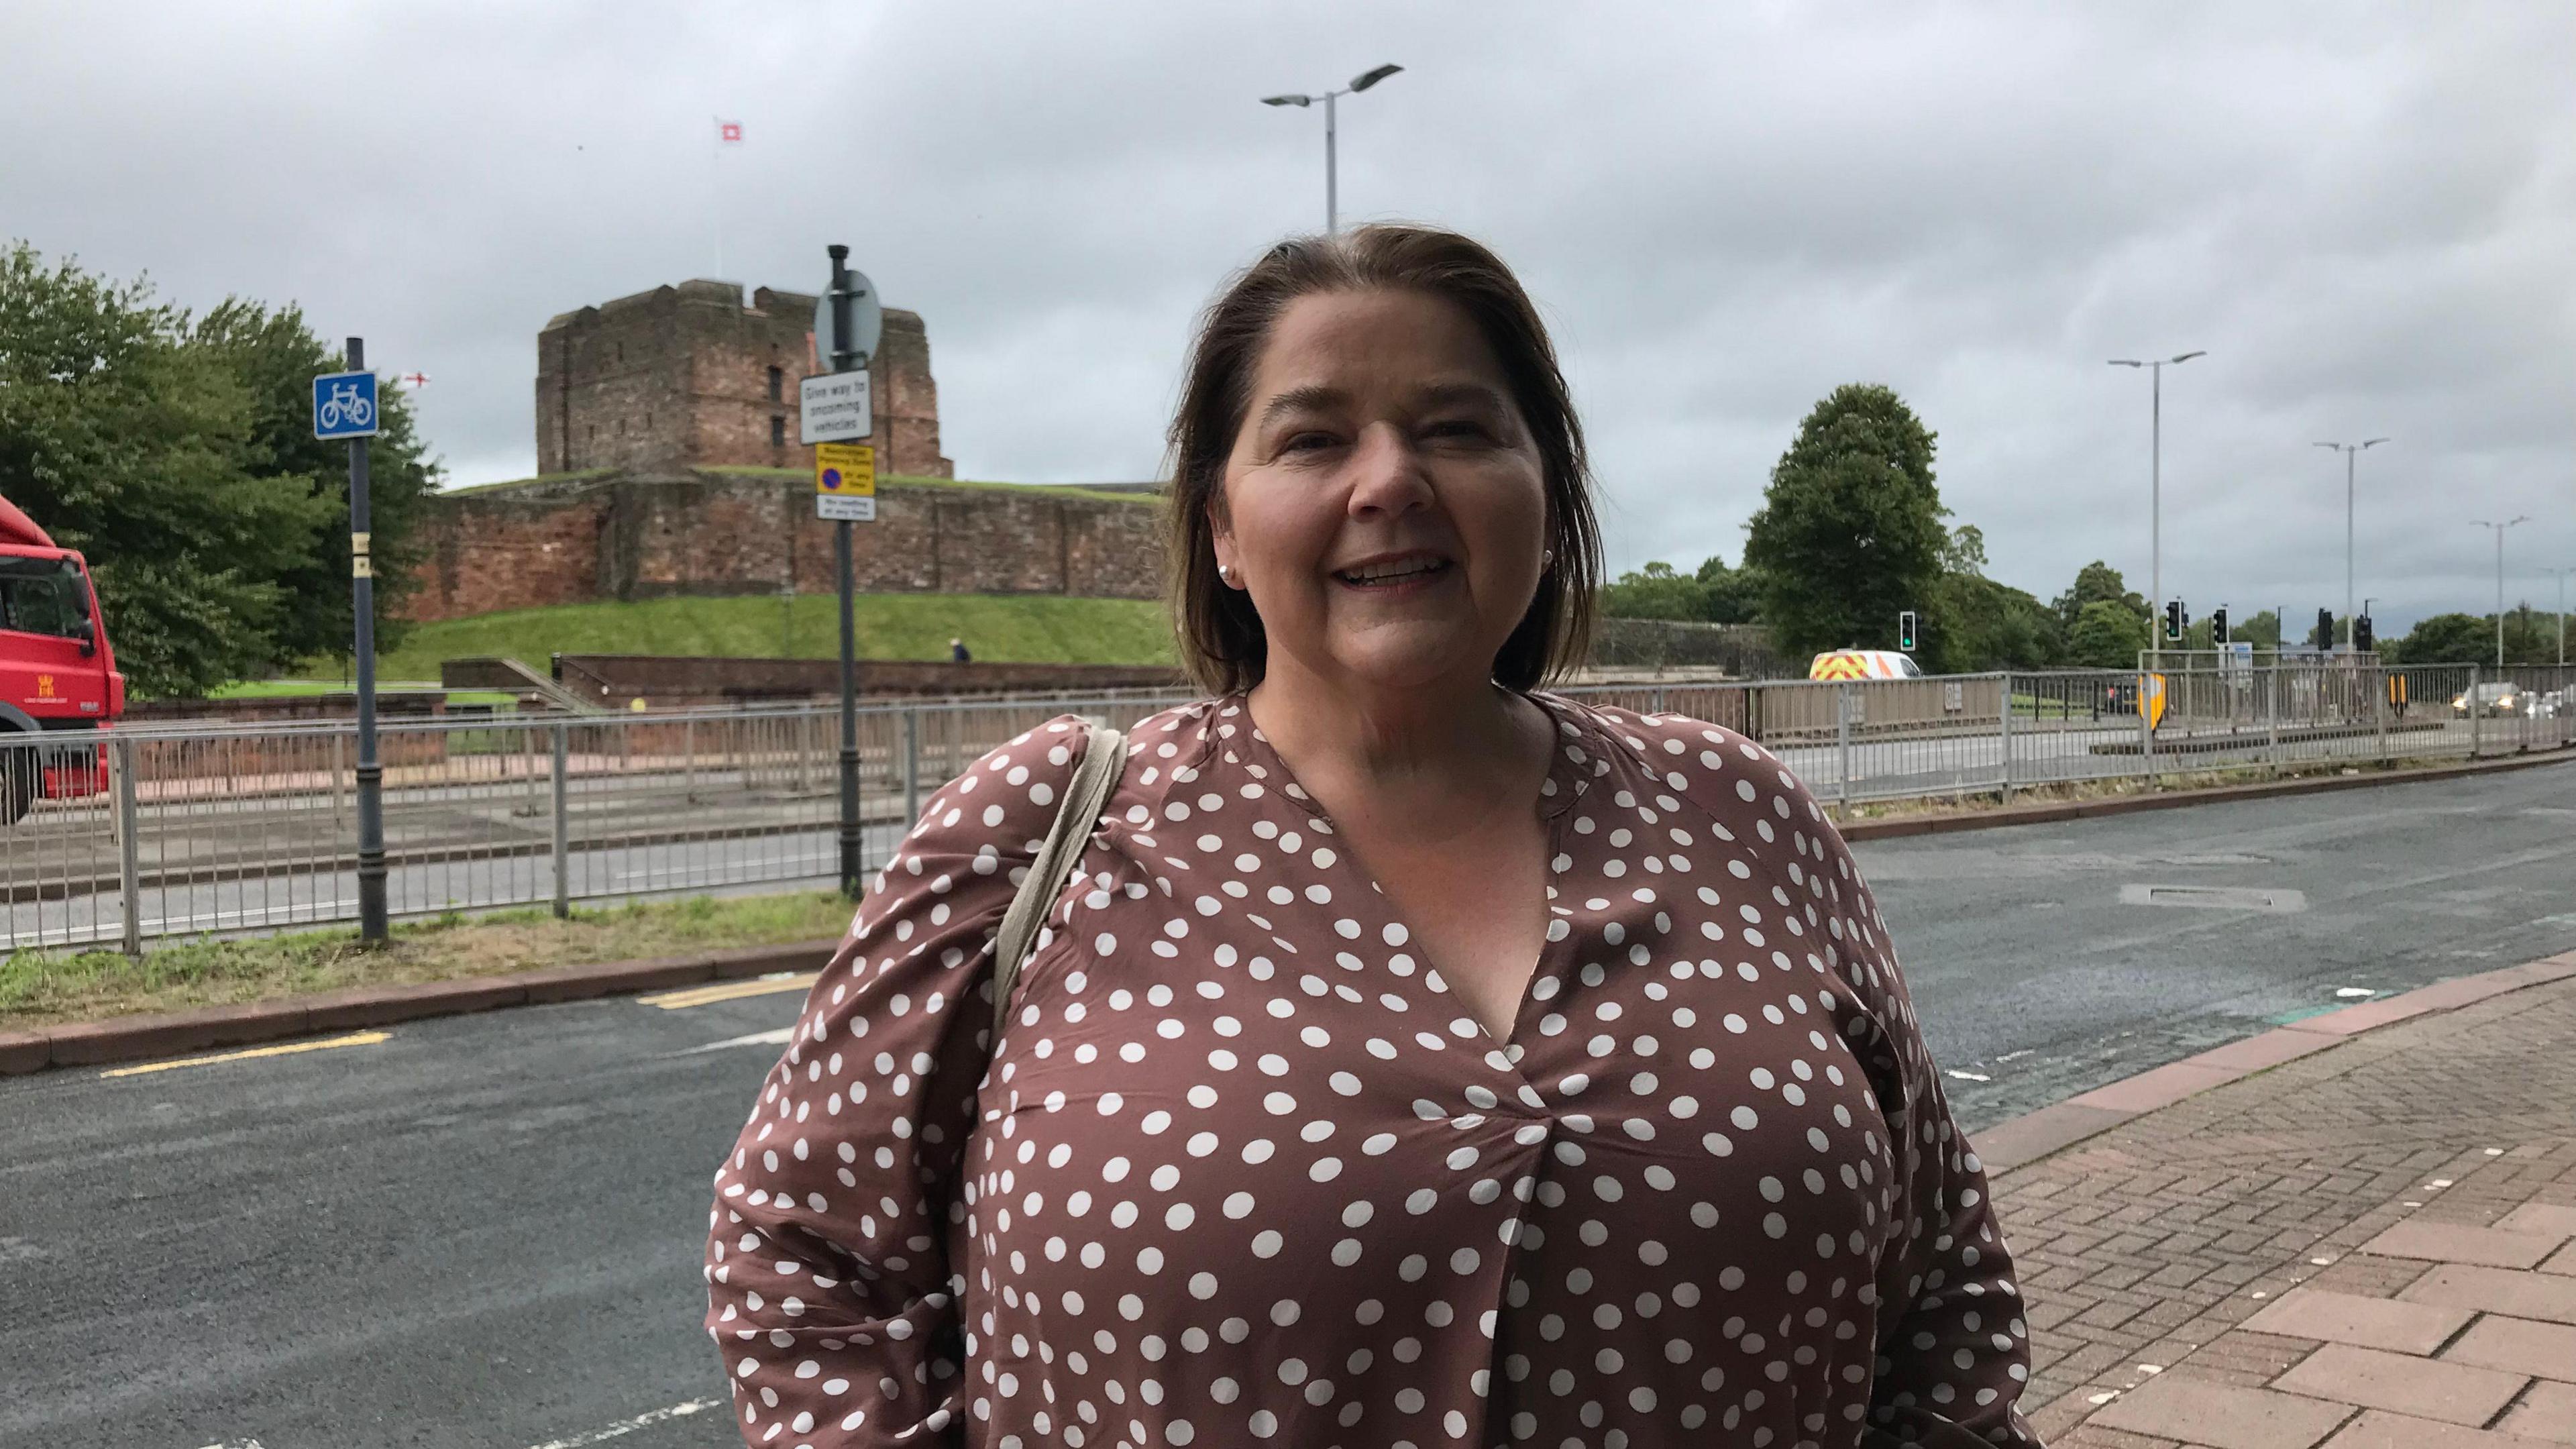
top-left (816, 443), bottom-right (876, 521)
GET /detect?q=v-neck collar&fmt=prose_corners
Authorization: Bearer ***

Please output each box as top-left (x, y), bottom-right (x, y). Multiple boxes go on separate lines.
top-left (1197, 688), bottom-right (1607, 1058)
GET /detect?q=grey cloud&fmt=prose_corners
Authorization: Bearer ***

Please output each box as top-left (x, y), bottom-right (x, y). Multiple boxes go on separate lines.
top-left (6, 0), bottom-right (2570, 633)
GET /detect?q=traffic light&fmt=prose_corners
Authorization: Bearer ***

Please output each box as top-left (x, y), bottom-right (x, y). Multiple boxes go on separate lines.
top-left (2354, 614), bottom-right (2374, 653)
top-left (2210, 606), bottom-right (2229, 645)
top-left (1896, 610), bottom-right (1917, 653)
top-left (2316, 608), bottom-right (2334, 650)
top-left (2163, 600), bottom-right (2186, 643)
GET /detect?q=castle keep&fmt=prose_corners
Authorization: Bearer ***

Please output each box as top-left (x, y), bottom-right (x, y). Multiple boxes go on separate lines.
top-left (401, 280), bottom-right (1165, 624)
top-left (534, 279), bottom-right (952, 478)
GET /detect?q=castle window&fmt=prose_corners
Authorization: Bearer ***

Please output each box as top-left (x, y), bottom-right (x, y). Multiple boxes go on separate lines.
top-left (771, 415), bottom-right (786, 447)
top-left (767, 366), bottom-right (784, 402)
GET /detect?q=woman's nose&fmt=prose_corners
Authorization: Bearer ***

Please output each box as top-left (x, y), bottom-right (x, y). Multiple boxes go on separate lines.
top-left (1344, 422), bottom-right (1434, 517)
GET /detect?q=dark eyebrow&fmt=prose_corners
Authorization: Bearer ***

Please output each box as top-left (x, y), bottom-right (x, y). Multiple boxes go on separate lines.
top-left (1256, 384), bottom-right (1347, 429)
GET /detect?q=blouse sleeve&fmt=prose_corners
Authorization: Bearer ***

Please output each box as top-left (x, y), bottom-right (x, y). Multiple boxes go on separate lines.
top-left (1798, 791), bottom-right (2043, 1448)
top-left (703, 715), bottom-right (1095, 1448)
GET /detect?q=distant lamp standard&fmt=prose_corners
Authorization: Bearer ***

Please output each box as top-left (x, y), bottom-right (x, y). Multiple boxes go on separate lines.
top-left (2313, 437), bottom-right (2389, 649)
top-left (2108, 351), bottom-right (2206, 642)
top-left (1263, 63), bottom-right (1404, 235)
top-left (2471, 516), bottom-right (2532, 669)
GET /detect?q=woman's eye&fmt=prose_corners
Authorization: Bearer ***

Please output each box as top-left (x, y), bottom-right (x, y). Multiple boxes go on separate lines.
top-left (1281, 430), bottom-right (1337, 453)
top-left (1426, 419), bottom-right (1491, 442)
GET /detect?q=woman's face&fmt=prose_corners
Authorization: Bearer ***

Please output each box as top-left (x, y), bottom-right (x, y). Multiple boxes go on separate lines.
top-left (1214, 288), bottom-right (1549, 694)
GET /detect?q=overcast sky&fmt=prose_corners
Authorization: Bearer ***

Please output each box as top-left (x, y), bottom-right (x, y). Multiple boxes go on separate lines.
top-left (9, 1), bottom-right (2572, 632)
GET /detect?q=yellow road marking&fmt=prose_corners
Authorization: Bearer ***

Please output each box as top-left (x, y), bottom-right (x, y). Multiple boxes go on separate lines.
top-left (637, 973), bottom-right (818, 1011)
top-left (100, 1030), bottom-right (391, 1078)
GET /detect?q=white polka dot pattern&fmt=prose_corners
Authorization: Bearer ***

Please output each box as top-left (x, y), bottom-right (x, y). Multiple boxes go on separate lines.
top-left (706, 696), bottom-right (2042, 1448)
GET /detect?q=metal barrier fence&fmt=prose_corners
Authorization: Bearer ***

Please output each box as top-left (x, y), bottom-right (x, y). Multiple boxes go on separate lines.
top-left (5, 663), bottom-right (2570, 953)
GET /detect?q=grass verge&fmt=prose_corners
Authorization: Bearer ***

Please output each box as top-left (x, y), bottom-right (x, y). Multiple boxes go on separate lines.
top-left (370, 592), bottom-right (1177, 680)
top-left (0, 892), bottom-right (851, 1032)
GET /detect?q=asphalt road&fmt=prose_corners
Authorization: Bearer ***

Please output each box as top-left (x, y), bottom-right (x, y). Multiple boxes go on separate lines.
top-left (3, 759), bottom-right (2571, 1448)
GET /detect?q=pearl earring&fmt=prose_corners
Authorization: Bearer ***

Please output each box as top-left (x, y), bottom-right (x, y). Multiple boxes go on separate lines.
top-left (1218, 563), bottom-right (1234, 584)
top-left (1542, 549), bottom-right (1556, 570)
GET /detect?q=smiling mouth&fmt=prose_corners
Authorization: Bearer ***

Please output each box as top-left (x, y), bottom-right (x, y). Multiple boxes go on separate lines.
top-left (1334, 556), bottom-right (1452, 587)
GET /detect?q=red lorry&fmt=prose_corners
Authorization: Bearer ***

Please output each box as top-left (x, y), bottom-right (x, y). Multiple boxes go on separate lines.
top-left (0, 493), bottom-right (121, 824)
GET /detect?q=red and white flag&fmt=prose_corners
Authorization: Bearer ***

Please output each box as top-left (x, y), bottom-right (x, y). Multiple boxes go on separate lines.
top-left (717, 119), bottom-right (744, 144)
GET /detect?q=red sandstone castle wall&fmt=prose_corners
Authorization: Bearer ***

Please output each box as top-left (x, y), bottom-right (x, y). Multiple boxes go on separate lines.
top-left (402, 472), bottom-right (1166, 623)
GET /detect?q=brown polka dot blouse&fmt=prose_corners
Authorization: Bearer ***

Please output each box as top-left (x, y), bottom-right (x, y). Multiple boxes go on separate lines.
top-left (706, 694), bottom-right (2043, 1448)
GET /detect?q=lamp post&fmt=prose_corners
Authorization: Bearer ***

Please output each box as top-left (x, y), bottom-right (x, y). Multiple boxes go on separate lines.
top-left (2313, 437), bottom-right (2388, 649)
top-left (2471, 517), bottom-right (2531, 669)
top-left (1263, 64), bottom-right (1404, 234)
top-left (2108, 351), bottom-right (2205, 643)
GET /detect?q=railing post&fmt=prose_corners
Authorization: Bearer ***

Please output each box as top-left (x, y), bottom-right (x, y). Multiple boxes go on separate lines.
top-left (903, 706), bottom-right (921, 828)
top-left (2265, 667), bottom-right (2280, 778)
top-left (2373, 663), bottom-right (2388, 765)
top-left (683, 716), bottom-right (698, 803)
top-left (1998, 674), bottom-right (2015, 802)
top-left (551, 720), bottom-right (570, 919)
top-left (115, 735), bottom-right (142, 957)
top-left (2468, 665), bottom-right (2482, 760)
top-left (1835, 682), bottom-right (1854, 812)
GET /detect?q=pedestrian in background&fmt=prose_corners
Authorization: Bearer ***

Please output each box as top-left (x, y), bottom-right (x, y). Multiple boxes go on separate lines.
top-left (950, 637), bottom-right (971, 663)
top-left (706, 224), bottom-right (2042, 1448)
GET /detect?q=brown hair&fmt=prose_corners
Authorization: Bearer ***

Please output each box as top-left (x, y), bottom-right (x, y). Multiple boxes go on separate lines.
top-left (1163, 223), bottom-right (1602, 696)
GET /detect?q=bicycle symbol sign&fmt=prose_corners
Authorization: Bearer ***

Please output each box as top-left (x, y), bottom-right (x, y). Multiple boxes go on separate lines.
top-left (312, 370), bottom-right (380, 440)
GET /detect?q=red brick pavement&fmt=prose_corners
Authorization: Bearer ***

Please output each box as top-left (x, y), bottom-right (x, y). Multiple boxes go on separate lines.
top-left (1992, 969), bottom-right (2576, 1446)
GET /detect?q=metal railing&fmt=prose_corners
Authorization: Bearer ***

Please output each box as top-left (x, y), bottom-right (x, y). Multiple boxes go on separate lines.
top-left (5, 663), bottom-right (2570, 953)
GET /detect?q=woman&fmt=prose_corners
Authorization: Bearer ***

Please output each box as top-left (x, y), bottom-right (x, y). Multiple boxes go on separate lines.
top-left (706, 225), bottom-right (2043, 1448)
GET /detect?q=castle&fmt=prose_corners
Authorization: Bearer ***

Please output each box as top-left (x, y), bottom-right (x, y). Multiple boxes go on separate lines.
top-left (401, 280), bottom-right (1165, 625)
top-left (533, 279), bottom-right (953, 478)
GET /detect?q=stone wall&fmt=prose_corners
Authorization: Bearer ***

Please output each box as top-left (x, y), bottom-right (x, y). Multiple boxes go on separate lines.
top-left (533, 280), bottom-right (951, 478)
top-left (406, 469), bottom-right (1167, 622)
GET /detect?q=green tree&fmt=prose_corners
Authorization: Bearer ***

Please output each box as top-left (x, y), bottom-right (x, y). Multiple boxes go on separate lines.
top-left (192, 298), bottom-right (439, 662)
top-left (1599, 561), bottom-right (1711, 621)
top-left (1919, 525), bottom-right (2061, 671)
top-left (1741, 384), bottom-right (1949, 660)
top-left (0, 243), bottom-right (437, 695)
top-left (1692, 552), bottom-right (1760, 625)
top-left (2068, 599), bottom-right (2143, 669)
top-left (2387, 613), bottom-right (2487, 665)
top-left (2051, 560), bottom-right (2145, 635)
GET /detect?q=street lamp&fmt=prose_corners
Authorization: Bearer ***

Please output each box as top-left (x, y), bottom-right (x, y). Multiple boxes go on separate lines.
top-left (1263, 63), bottom-right (1404, 235)
top-left (2470, 516), bottom-right (2531, 669)
top-left (2108, 351), bottom-right (2206, 641)
top-left (2313, 437), bottom-right (2388, 649)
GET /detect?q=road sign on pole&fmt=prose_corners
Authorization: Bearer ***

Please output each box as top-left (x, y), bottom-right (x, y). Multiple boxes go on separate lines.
top-left (798, 372), bottom-right (872, 445)
top-left (312, 370), bottom-right (380, 440)
top-left (824, 246), bottom-right (870, 901)
top-left (319, 343), bottom-right (388, 944)
top-left (815, 442), bottom-right (876, 521)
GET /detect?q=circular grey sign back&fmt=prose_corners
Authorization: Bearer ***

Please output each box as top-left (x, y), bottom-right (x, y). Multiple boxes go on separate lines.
top-left (814, 270), bottom-right (884, 370)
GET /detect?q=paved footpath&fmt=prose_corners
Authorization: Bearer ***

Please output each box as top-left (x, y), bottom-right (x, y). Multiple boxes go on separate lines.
top-left (2000, 965), bottom-right (2576, 1446)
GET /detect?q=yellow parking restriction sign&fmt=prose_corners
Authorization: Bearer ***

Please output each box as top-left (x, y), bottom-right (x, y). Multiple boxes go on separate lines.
top-left (815, 443), bottom-right (875, 521)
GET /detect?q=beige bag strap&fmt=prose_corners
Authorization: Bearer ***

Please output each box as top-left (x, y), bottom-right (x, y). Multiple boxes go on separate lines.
top-left (991, 722), bottom-right (1124, 1026)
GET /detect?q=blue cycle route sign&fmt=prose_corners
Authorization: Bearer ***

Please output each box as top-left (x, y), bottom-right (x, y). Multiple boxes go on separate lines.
top-left (312, 370), bottom-right (380, 440)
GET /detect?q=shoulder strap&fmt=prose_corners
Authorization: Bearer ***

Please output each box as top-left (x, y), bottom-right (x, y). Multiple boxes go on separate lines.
top-left (991, 722), bottom-right (1125, 1026)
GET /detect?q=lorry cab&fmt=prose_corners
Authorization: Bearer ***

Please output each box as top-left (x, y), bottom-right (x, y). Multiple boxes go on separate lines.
top-left (0, 494), bottom-right (122, 823)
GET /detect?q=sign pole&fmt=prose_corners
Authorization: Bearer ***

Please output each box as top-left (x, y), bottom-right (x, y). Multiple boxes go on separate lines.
top-left (345, 337), bottom-right (388, 945)
top-left (828, 246), bottom-right (862, 900)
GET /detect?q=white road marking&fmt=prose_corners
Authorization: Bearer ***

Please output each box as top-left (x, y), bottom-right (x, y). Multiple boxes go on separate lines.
top-left (2334, 986), bottom-right (2377, 998)
top-left (196, 1440), bottom-right (267, 1448)
top-left (685, 1028), bottom-right (796, 1055)
top-left (522, 1397), bottom-right (720, 1449)
top-left (1945, 1069), bottom-right (1992, 1082)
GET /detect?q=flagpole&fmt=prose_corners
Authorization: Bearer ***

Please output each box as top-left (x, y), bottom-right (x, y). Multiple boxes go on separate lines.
top-left (711, 115), bottom-right (724, 280)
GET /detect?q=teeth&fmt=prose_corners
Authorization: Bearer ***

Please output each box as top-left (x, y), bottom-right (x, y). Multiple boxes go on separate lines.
top-left (1342, 559), bottom-right (1443, 584)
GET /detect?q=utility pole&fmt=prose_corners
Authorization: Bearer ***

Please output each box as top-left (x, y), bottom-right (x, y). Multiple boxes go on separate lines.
top-left (828, 246), bottom-right (863, 899)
